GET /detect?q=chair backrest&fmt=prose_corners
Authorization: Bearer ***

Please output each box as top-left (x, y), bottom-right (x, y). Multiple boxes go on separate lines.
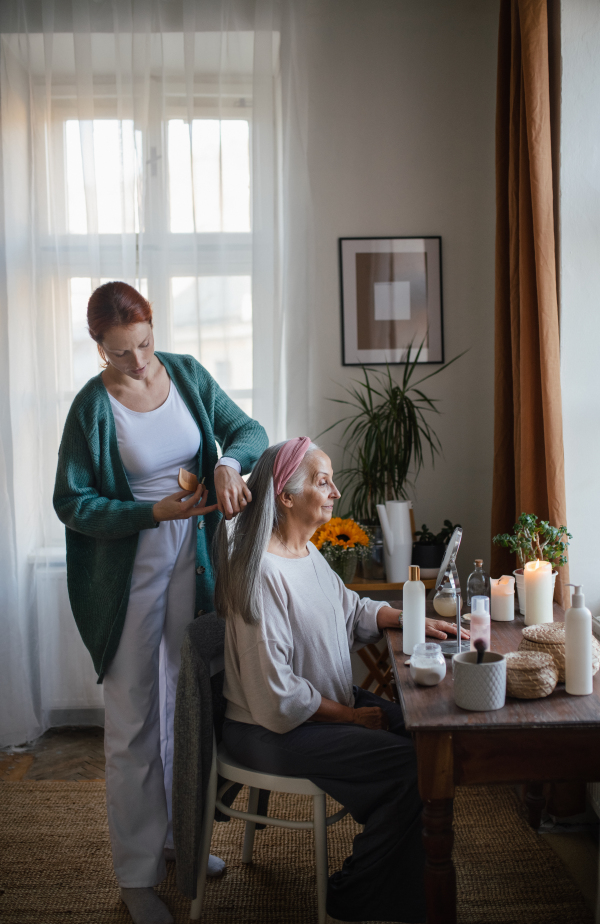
top-left (173, 611), bottom-right (225, 897)
top-left (185, 611), bottom-right (227, 731)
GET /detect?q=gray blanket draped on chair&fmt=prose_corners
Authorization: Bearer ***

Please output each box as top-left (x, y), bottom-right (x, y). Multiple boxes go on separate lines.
top-left (172, 612), bottom-right (228, 898)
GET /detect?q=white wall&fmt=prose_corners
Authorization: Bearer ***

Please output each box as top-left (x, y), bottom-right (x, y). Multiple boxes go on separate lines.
top-left (560, 0), bottom-right (600, 622)
top-left (300, 0), bottom-right (499, 583)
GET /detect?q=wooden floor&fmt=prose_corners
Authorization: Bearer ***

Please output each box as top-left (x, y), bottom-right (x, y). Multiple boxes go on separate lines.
top-left (0, 726), bottom-right (105, 781)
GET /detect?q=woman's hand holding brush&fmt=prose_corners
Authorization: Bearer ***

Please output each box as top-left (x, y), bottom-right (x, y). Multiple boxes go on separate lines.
top-left (152, 480), bottom-right (218, 523)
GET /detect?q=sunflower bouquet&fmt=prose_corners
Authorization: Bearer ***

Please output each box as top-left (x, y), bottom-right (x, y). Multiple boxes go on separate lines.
top-left (310, 517), bottom-right (371, 583)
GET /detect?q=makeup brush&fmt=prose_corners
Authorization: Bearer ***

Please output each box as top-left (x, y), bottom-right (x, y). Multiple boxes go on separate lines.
top-left (474, 638), bottom-right (487, 665)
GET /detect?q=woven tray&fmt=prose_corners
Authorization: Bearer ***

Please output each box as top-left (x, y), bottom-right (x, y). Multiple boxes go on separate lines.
top-left (518, 624), bottom-right (600, 683)
top-left (505, 651), bottom-right (558, 699)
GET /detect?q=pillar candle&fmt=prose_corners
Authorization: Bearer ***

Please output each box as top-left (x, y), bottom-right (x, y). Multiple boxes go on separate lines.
top-left (524, 560), bottom-right (553, 625)
top-left (491, 575), bottom-right (515, 621)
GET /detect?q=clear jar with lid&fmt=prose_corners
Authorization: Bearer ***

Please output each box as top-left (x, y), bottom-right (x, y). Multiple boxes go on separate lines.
top-left (433, 582), bottom-right (461, 619)
top-left (410, 642), bottom-right (447, 686)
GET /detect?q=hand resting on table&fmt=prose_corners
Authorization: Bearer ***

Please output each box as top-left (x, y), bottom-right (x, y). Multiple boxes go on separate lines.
top-left (424, 616), bottom-right (470, 640)
top-left (376, 606), bottom-right (470, 641)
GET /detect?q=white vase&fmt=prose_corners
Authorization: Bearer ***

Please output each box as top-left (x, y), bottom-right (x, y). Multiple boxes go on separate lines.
top-left (376, 500), bottom-right (412, 583)
top-left (513, 568), bottom-right (558, 617)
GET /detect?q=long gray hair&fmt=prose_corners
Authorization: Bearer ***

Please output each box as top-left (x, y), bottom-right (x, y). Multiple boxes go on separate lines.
top-left (214, 441), bottom-right (319, 624)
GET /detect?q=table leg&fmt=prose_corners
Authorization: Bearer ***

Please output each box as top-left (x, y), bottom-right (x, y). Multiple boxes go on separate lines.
top-left (422, 798), bottom-right (456, 924)
top-left (525, 781), bottom-right (546, 830)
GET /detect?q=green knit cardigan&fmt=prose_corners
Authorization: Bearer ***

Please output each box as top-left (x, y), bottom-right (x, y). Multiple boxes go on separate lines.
top-left (53, 351), bottom-right (268, 682)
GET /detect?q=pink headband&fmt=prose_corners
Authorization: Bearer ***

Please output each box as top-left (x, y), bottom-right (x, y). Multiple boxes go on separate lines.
top-left (273, 437), bottom-right (312, 496)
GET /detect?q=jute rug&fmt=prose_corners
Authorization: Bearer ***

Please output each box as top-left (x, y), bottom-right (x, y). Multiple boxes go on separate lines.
top-left (0, 782), bottom-right (592, 924)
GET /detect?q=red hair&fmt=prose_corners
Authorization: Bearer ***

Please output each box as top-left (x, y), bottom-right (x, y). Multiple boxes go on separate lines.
top-left (87, 281), bottom-right (152, 344)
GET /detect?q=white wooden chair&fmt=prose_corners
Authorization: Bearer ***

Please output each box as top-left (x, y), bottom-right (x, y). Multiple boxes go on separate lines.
top-left (191, 655), bottom-right (348, 924)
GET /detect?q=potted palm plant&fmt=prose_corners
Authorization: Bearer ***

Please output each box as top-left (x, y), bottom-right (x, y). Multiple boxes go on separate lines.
top-left (321, 341), bottom-right (464, 577)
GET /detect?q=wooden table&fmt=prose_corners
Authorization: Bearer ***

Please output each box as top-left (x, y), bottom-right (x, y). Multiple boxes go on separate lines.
top-left (385, 602), bottom-right (600, 924)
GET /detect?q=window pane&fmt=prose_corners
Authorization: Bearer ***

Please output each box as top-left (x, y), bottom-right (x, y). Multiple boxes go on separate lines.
top-left (66, 120), bottom-right (142, 234)
top-left (220, 120), bottom-right (250, 232)
top-left (168, 120), bottom-right (250, 233)
top-left (191, 120), bottom-right (223, 232)
top-left (171, 276), bottom-right (252, 413)
top-left (71, 278), bottom-right (100, 391)
top-left (66, 122), bottom-right (87, 235)
top-left (168, 121), bottom-right (194, 233)
top-left (70, 277), bottom-right (148, 392)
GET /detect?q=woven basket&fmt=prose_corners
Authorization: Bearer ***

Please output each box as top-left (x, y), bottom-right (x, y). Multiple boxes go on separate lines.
top-left (505, 651), bottom-right (558, 699)
top-left (518, 624), bottom-right (600, 683)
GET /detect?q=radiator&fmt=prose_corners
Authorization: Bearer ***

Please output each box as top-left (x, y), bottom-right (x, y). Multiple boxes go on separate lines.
top-left (33, 550), bottom-right (104, 725)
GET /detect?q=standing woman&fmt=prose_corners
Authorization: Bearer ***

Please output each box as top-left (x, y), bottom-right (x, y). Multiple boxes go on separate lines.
top-left (54, 282), bottom-right (268, 924)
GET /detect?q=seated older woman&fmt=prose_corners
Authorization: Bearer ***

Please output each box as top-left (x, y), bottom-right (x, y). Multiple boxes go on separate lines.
top-left (214, 437), bottom-right (468, 924)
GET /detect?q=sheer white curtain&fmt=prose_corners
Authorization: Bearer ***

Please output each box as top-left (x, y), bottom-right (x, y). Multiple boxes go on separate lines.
top-left (0, 0), bottom-right (312, 747)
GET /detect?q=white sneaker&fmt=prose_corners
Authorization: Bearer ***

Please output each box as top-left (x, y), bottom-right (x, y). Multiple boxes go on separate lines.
top-left (163, 847), bottom-right (225, 877)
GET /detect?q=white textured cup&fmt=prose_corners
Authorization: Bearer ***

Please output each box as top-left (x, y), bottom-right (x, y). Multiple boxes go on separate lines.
top-left (453, 651), bottom-right (506, 711)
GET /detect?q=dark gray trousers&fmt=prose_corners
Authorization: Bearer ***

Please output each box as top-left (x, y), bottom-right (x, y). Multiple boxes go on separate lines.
top-left (222, 687), bottom-right (426, 923)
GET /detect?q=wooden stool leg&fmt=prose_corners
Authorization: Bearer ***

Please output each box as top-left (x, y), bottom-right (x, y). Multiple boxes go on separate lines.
top-left (356, 646), bottom-right (379, 690)
top-left (525, 781), bottom-right (546, 830)
top-left (358, 645), bottom-right (394, 700)
top-left (422, 798), bottom-right (456, 924)
top-left (313, 793), bottom-right (328, 924)
top-left (374, 665), bottom-right (394, 701)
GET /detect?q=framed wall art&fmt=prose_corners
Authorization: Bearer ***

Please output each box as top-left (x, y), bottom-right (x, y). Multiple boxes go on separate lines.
top-left (339, 236), bottom-right (443, 365)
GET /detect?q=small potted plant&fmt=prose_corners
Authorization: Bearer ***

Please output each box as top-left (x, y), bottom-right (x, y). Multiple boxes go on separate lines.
top-left (493, 513), bottom-right (571, 614)
top-left (412, 520), bottom-right (461, 571)
top-left (311, 517), bottom-right (371, 584)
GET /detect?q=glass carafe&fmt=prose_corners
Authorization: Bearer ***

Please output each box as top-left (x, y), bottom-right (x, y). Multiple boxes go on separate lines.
top-left (466, 559), bottom-right (490, 606)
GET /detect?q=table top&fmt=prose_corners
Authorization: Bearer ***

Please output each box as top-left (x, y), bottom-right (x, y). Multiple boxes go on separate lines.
top-left (385, 601), bottom-right (600, 731)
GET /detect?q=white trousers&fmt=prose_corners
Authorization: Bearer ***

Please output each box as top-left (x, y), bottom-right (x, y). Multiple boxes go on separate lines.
top-left (103, 518), bottom-right (196, 887)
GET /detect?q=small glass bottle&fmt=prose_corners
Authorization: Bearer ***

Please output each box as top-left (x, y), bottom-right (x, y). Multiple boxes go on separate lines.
top-left (466, 559), bottom-right (490, 606)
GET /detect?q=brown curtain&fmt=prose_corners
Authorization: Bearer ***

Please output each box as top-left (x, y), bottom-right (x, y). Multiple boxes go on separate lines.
top-left (491, 0), bottom-right (569, 603)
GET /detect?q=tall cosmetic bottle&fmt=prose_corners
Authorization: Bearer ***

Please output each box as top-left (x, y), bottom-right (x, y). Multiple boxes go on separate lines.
top-left (565, 584), bottom-right (593, 696)
top-left (403, 565), bottom-right (426, 655)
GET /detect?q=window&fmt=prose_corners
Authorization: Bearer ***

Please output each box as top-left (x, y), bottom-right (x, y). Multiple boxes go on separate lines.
top-left (59, 112), bottom-right (252, 410)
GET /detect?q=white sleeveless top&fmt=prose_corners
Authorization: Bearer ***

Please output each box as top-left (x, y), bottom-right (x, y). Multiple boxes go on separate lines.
top-left (108, 381), bottom-right (201, 503)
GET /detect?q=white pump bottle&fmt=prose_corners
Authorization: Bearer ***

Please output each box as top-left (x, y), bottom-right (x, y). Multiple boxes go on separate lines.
top-left (403, 565), bottom-right (426, 655)
top-left (564, 584), bottom-right (593, 696)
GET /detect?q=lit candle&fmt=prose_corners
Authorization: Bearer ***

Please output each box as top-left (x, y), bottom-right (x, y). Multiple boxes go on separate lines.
top-left (491, 575), bottom-right (515, 621)
top-left (524, 560), bottom-right (553, 625)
